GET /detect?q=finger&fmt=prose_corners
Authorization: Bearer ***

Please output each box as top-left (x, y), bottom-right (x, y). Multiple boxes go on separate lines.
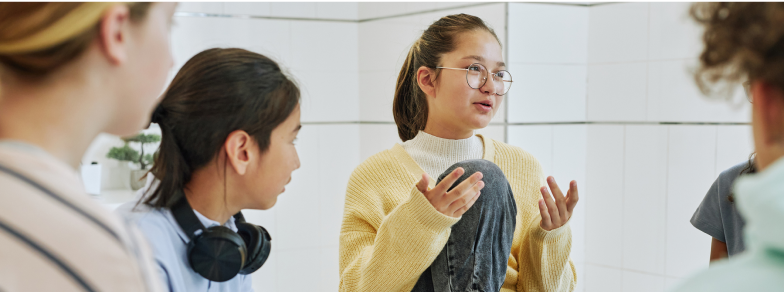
top-left (416, 174), bottom-right (430, 194)
top-left (432, 167), bottom-right (465, 196)
top-left (453, 191), bottom-right (481, 217)
top-left (446, 180), bottom-right (484, 214)
top-left (566, 180), bottom-right (579, 214)
top-left (540, 185), bottom-right (561, 226)
top-left (547, 177), bottom-right (568, 221)
top-left (446, 171), bottom-right (483, 202)
top-left (538, 199), bottom-right (552, 230)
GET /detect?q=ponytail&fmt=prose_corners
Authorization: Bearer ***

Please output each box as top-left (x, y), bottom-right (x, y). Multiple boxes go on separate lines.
top-left (140, 48), bottom-right (300, 209)
top-left (391, 14), bottom-right (501, 142)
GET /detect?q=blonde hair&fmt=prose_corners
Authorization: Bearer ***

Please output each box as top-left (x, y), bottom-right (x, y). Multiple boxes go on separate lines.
top-left (0, 2), bottom-right (152, 76)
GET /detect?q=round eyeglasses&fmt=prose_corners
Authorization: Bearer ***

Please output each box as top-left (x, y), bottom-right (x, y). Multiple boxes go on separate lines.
top-left (436, 63), bottom-right (513, 96)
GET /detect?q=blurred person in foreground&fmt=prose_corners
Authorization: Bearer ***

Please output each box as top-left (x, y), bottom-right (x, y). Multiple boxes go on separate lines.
top-left (0, 3), bottom-right (176, 291)
top-left (673, 2), bottom-right (784, 291)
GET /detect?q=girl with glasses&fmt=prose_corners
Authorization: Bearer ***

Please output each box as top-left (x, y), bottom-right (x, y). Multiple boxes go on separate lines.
top-left (339, 14), bottom-right (577, 292)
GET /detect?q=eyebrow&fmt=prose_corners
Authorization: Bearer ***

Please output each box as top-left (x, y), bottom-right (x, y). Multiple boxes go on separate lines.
top-left (461, 55), bottom-right (506, 68)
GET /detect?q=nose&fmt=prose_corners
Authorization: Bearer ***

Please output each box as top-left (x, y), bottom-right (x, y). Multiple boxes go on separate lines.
top-left (479, 74), bottom-right (497, 95)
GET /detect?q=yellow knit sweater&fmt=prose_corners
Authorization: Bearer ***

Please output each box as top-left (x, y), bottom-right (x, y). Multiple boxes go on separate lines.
top-left (339, 135), bottom-right (576, 292)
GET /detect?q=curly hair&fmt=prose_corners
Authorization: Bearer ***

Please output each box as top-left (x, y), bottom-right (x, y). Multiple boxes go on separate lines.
top-left (690, 2), bottom-right (784, 98)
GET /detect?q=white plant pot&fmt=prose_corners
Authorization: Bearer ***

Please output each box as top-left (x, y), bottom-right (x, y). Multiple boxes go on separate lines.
top-left (130, 169), bottom-right (148, 191)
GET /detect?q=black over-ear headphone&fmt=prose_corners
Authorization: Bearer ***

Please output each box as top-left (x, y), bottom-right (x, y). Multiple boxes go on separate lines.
top-left (171, 194), bottom-right (271, 282)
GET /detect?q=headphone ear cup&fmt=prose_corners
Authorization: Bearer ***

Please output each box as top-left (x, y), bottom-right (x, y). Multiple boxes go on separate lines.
top-left (236, 222), bottom-right (271, 275)
top-left (187, 226), bottom-right (248, 282)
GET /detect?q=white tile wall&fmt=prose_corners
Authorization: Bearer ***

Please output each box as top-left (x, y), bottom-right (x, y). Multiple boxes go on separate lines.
top-left (588, 3), bottom-right (649, 64)
top-left (508, 63), bottom-right (587, 123)
top-left (665, 125), bottom-right (715, 278)
top-left (585, 264), bottom-right (622, 292)
top-left (294, 69), bottom-right (360, 123)
top-left (222, 2), bottom-right (271, 16)
top-left (552, 125), bottom-right (587, 264)
top-left (585, 125), bottom-right (624, 268)
top-left (648, 2), bottom-right (703, 61)
top-left (176, 2), bottom-right (224, 14)
top-left (359, 124), bottom-right (401, 161)
top-left (715, 125), bottom-right (754, 176)
top-left (508, 3), bottom-right (589, 64)
top-left (622, 271), bottom-right (665, 292)
top-left (316, 2), bottom-right (359, 20)
top-left (623, 125), bottom-right (668, 274)
top-left (587, 62), bottom-right (648, 121)
top-left (507, 125), bottom-right (554, 176)
top-left (270, 2), bottom-right (317, 19)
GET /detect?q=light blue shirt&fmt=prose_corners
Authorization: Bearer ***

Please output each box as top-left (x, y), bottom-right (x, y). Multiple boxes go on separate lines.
top-left (117, 202), bottom-right (254, 292)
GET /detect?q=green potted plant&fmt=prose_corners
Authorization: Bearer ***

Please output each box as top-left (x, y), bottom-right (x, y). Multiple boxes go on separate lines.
top-left (106, 133), bottom-right (160, 190)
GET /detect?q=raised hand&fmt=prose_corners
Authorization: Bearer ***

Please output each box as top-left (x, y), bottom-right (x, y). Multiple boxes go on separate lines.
top-left (416, 167), bottom-right (484, 218)
top-left (538, 176), bottom-right (579, 231)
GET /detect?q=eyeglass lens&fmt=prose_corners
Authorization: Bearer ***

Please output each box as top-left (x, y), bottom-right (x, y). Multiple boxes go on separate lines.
top-left (464, 63), bottom-right (512, 95)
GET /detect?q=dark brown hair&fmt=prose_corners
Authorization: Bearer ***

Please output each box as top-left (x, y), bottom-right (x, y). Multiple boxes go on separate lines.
top-left (0, 2), bottom-right (152, 77)
top-left (143, 48), bottom-right (300, 209)
top-left (690, 3), bottom-right (784, 97)
top-left (393, 13), bottom-right (501, 141)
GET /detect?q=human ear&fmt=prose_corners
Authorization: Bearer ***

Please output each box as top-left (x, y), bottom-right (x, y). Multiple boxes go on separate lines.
top-left (224, 130), bottom-right (252, 175)
top-left (416, 66), bottom-right (437, 98)
top-left (97, 4), bottom-right (132, 65)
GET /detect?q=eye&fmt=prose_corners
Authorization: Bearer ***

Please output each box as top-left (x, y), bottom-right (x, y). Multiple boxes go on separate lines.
top-left (495, 72), bottom-right (505, 78)
top-left (468, 65), bottom-right (482, 72)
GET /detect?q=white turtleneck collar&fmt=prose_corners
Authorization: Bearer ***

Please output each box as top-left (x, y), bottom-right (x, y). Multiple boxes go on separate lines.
top-left (401, 131), bottom-right (484, 179)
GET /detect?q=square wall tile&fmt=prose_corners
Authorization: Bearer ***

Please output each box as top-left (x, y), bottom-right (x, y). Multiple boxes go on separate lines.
top-left (647, 60), bottom-right (751, 123)
top-left (251, 250), bottom-right (277, 292)
top-left (588, 3), bottom-right (649, 63)
top-left (622, 271), bottom-right (665, 292)
top-left (359, 124), bottom-right (402, 162)
top-left (358, 70), bottom-right (397, 122)
top-left (271, 2), bottom-right (317, 18)
top-left (223, 2), bottom-right (270, 16)
top-left (665, 125), bottom-right (715, 278)
top-left (507, 125), bottom-right (553, 176)
top-left (715, 125), bottom-right (754, 176)
top-left (290, 21), bottom-right (358, 73)
top-left (176, 2), bottom-right (223, 14)
top-left (275, 247), bottom-right (339, 292)
top-left (587, 62), bottom-right (647, 122)
top-left (358, 3), bottom-right (408, 20)
top-left (508, 63), bottom-right (587, 123)
top-left (358, 20), bottom-right (421, 72)
top-left (294, 69), bottom-right (360, 123)
top-left (648, 2), bottom-right (703, 61)
top-left (509, 3), bottom-right (589, 64)
top-left (623, 125), bottom-right (668, 274)
top-left (316, 125), bottom-right (361, 248)
top-left (553, 125), bottom-right (587, 264)
top-left (316, 2), bottom-right (358, 20)
top-left (585, 125), bottom-right (624, 268)
top-left (476, 125), bottom-right (505, 143)
top-left (584, 264), bottom-right (622, 292)
top-left (407, 4), bottom-right (507, 49)
top-left (405, 2), bottom-right (438, 14)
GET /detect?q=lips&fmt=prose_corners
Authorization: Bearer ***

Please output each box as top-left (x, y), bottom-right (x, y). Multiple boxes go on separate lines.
top-left (473, 99), bottom-right (494, 110)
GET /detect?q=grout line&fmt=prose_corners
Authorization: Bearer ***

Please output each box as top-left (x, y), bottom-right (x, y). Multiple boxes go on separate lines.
top-left (174, 12), bottom-right (357, 23)
top-left (504, 2), bottom-right (510, 144)
top-left (175, 2), bottom-right (601, 24)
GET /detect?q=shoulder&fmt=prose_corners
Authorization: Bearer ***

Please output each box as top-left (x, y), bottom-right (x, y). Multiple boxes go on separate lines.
top-left (719, 161), bottom-right (750, 180)
top-left (123, 207), bottom-right (181, 253)
top-left (348, 146), bottom-right (410, 185)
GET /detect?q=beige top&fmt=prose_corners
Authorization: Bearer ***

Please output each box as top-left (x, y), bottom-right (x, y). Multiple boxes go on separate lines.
top-left (0, 141), bottom-right (163, 292)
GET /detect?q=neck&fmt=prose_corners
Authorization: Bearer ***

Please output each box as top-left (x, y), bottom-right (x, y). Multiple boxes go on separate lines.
top-left (0, 73), bottom-right (109, 169)
top-left (182, 161), bottom-right (242, 225)
top-left (423, 118), bottom-right (473, 140)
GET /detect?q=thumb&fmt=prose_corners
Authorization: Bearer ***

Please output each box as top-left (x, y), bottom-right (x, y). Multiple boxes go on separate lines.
top-left (416, 174), bottom-right (430, 194)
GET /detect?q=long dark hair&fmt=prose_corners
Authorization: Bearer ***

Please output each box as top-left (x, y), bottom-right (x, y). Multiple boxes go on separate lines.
top-left (142, 48), bottom-right (300, 209)
top-left (392, 13), bottom-right (500, 142)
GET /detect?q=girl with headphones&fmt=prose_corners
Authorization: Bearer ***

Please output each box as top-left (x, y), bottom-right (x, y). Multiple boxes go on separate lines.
top-left (125, 48), bottom-right (301, 292)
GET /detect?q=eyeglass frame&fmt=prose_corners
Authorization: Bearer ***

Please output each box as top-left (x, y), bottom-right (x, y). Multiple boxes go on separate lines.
top-left (435, 63), bottom-right (513, 96)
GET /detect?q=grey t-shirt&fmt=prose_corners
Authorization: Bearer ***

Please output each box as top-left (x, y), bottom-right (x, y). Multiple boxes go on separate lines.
top-left (691, 161), bottom-right (749, 256)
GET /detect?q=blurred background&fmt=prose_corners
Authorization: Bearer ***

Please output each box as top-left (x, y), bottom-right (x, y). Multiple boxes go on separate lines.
top-left (79, 2), bottom-right (753, 292)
